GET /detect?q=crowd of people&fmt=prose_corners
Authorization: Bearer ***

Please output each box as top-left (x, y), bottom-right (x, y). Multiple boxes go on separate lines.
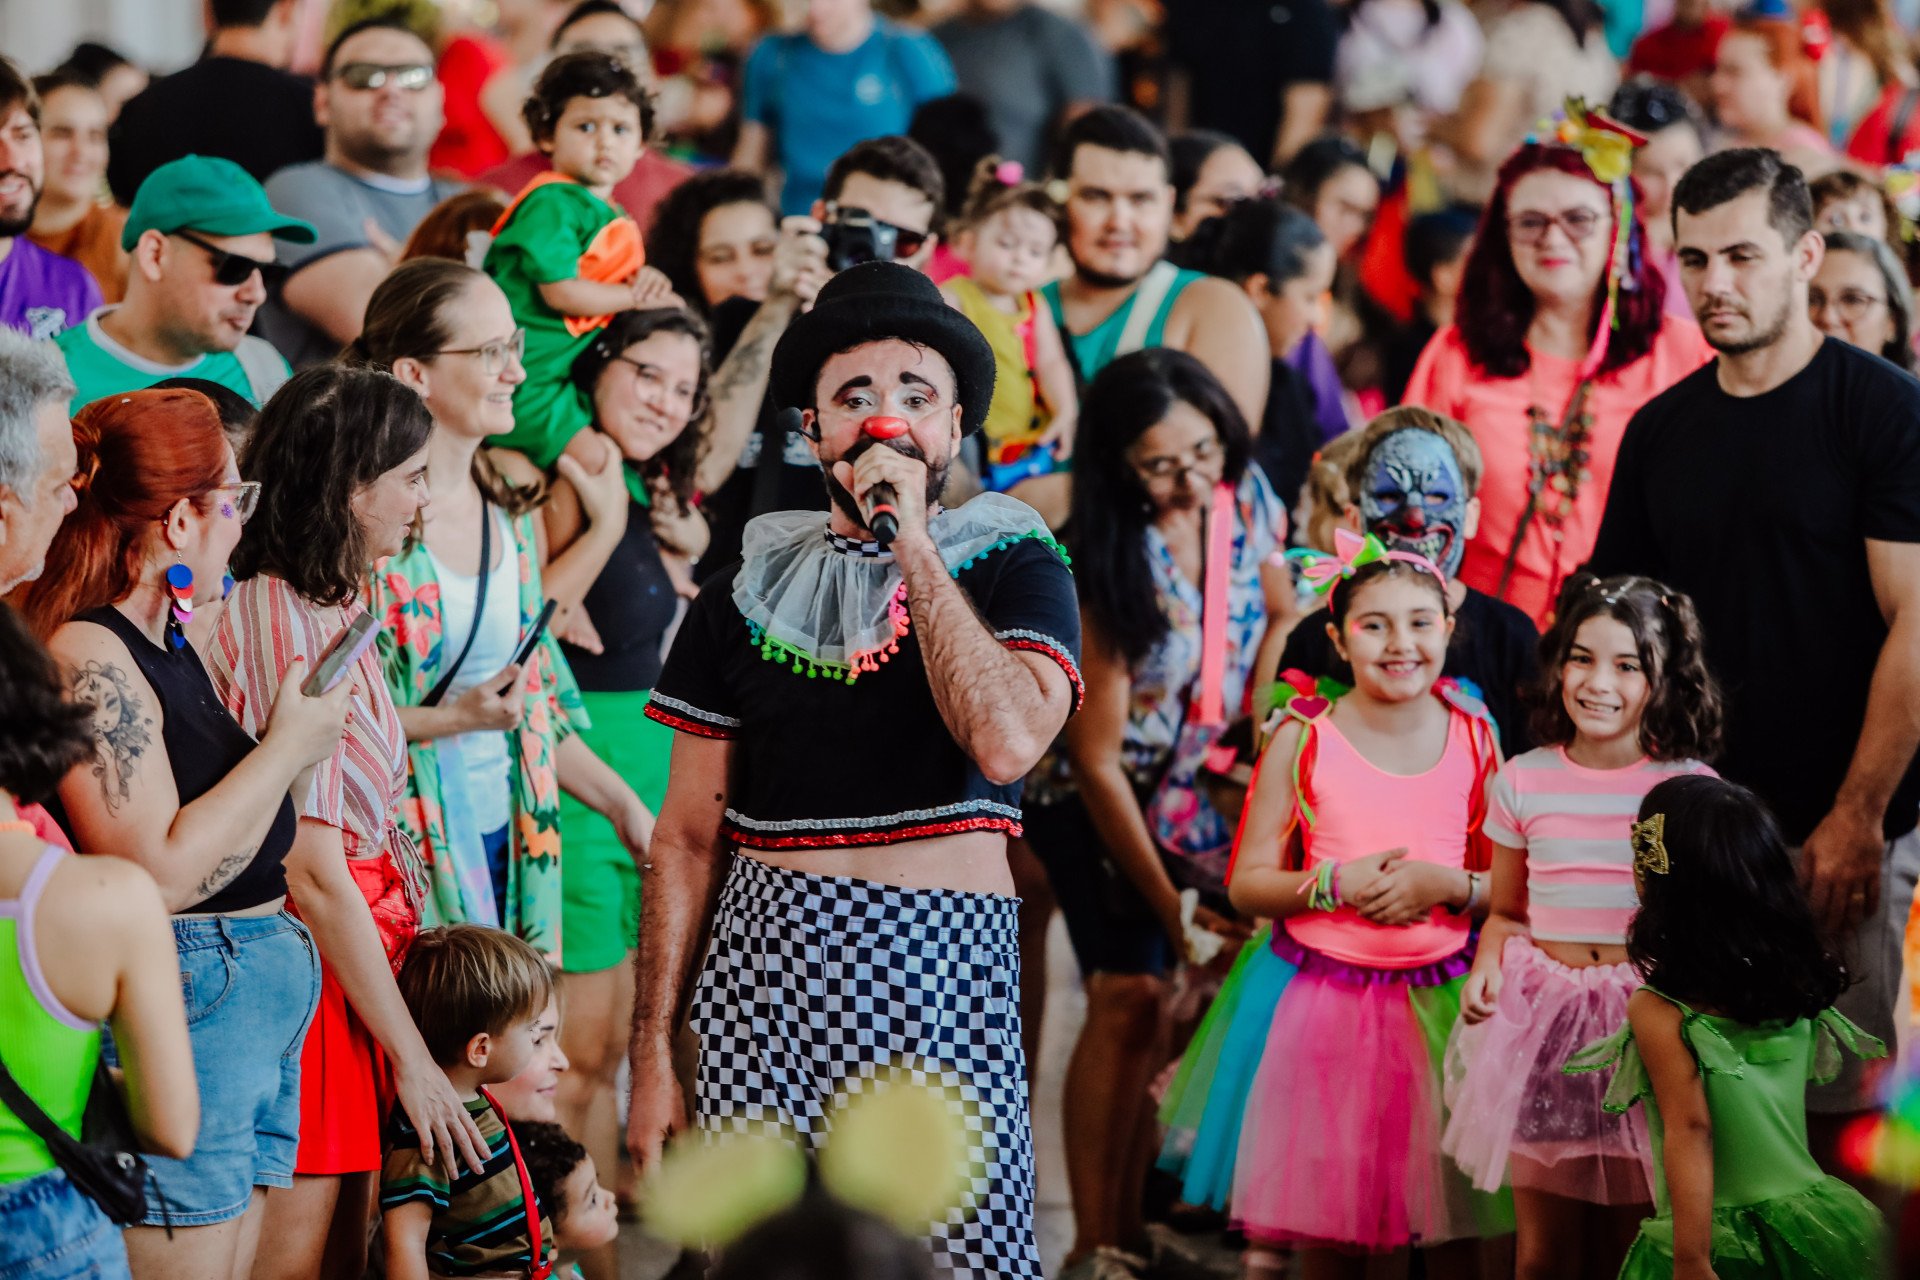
top-left (4, 0), bottom-right (1920, 1278)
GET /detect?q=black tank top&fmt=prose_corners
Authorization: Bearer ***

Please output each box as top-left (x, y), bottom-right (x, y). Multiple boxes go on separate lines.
top-left (77, 606), bottom-right (297, 912)
top-left (561, 499), bottom-right (679, 692)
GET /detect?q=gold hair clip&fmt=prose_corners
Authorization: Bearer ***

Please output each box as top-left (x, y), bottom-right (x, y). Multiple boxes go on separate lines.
top-left (1630, 813), bottom-right (1669, 877)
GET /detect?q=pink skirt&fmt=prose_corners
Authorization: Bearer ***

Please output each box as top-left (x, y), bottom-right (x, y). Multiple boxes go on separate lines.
top-left (1442, 940), bottom-right (1653, 1205)
top-left (1232, 933), bottom-right (1512, 1250)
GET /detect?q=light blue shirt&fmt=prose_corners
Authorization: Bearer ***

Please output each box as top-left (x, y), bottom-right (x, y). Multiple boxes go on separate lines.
top-left (742, 18), bottom-right (956, 215)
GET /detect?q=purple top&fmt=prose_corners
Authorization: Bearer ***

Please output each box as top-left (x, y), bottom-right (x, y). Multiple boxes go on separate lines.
top-left (1288, 330), bottom-right (1350, 443)
top-left (0, 239), bottom-right (101, 341)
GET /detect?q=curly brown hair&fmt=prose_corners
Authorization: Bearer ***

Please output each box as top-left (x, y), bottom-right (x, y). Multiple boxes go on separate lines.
top-left (1529, 572), bottom-right (1723, 762)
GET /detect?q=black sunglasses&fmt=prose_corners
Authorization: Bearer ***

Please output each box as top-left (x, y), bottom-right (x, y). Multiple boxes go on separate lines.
top-left (173, 231), bottom-right (288, 291)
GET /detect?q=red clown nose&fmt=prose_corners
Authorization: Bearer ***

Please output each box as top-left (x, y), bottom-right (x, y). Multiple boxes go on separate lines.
top-left (861, 416), bottom-right (911, 440)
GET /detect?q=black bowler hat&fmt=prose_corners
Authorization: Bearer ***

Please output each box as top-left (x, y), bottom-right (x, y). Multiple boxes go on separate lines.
top-left (770, 261), bottom-right (996, 436)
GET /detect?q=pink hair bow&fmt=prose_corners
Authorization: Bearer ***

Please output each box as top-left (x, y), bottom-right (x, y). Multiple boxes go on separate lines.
top-left (994, 160), bottom-right (1024, 185)
top-left (1285, 528), bottom-right (1445, 596)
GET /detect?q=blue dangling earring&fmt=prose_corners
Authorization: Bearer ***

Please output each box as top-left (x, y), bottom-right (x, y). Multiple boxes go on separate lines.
top-left (164, 562), bottom-right (194, 650)
top-left (222, 572), bottom-right (235, 601)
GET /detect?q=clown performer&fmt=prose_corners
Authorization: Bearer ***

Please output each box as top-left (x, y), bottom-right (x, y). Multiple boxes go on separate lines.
top-left (1405, 99), bottom-right (1712, 628)
top-left (624, 262), bottom-right (1082, 1278)
top-left (1277, 405), bottom-right (1542, 754)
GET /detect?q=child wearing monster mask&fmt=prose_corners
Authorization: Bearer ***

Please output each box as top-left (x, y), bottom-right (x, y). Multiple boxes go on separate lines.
top-left (1277, 407), bottom-right (1542, 753)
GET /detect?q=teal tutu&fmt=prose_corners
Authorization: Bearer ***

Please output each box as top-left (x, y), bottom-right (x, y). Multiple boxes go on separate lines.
top-left (1156, 925), bottom-right (1297, 1210)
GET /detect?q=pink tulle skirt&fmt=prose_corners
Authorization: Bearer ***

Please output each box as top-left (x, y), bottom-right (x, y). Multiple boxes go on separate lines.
top-left (1231, 934), bottom-right (1512, 1250)
top-left (1442, 940), bottom-right (1654, 1205)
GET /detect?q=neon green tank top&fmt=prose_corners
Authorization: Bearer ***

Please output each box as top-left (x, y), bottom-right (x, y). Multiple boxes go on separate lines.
top-left (0, 845), bottom-right (102, 1182)
top-left (1041, 262), bottom-right (1205, 384)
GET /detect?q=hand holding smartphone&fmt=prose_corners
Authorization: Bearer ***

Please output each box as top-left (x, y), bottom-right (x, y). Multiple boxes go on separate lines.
top-left (302, 614), bottom-right (379, 696)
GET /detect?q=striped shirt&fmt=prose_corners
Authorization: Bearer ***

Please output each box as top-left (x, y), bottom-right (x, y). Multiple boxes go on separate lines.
top-left (208, 575), bottom-right (407, 858)
top-left (380, 1095), bottom-right (548, 1276)
top-left (1484, 746), bottom-right (1715, 944)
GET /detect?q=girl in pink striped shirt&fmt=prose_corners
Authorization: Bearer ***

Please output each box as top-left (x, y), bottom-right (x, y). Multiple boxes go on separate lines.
top-left (1442, 573), bottom-right (1723, 1280)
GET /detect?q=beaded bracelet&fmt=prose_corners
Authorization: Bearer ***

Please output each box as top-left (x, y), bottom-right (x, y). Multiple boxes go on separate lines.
top-left (1302, 859), bottom-right (1341, 912)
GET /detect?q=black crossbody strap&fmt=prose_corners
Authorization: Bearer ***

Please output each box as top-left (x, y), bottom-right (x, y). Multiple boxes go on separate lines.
top-left (0, 1046), bottom-right (83, 1160)
top-left (423, 497), bottom-right (493, 708)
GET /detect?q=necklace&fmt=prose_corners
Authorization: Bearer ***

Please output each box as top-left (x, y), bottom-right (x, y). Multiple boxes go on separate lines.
top-left (1500, 356), bottom-right (1596, 602)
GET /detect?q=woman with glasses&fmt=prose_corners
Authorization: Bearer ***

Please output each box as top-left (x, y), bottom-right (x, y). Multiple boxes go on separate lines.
top-left (13, 388), bottom-right (352, 1280)
top-left (1812, 229), bottom-right (1916, 371)
top-left (350, 259), bottom-right (654, 963)
top-left (1026, 349), bottom-right (1290, 1275)
top-left (1405, 141), bottom-right (1712, 627)
top-left (540, 306), bottom-right (710, 1271)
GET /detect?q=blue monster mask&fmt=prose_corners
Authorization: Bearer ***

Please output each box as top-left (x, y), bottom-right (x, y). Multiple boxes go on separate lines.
top-left (1357, 428), bottom-right (1468, 580)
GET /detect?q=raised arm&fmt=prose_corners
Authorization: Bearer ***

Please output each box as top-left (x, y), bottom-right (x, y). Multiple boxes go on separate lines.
top-left (51, 622), bottom-right (350, 912)
top-left (1803, 538), bottom-right (1920, 931)
top-left (627, 731), bottom-right (735, 1174)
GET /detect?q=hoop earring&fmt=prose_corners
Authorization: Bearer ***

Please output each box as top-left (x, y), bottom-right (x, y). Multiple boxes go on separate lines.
top-left (164, 561), bottom-right (194, 650)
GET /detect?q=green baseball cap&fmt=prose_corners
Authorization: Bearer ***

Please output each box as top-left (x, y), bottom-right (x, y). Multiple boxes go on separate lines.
top-left (121, 154), bottom-right (318, 252)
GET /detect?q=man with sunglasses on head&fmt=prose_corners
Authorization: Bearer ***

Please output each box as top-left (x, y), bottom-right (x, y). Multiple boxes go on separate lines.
top-left (55, 154), bottom-right (312, 411)
top-left (106, 0), bottom-right (323, 205)
top-left (258, 18), bottom-right (463, 368)
top-left (694, 135), bottom-right (946, 580)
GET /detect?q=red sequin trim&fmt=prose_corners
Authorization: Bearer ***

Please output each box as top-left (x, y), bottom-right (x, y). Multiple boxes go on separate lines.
top-left (727, 816), bottom-right (1022, 849)
top-left (644, 704), bottom-right (736, 740)
top-left (1003, 638), bottom-right (1085, 712)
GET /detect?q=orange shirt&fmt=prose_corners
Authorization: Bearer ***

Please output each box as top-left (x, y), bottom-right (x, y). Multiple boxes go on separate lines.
top-left (28, 203), bottom-right (129, 304)
top-left (1403, 313), bottom-right (1713, 625)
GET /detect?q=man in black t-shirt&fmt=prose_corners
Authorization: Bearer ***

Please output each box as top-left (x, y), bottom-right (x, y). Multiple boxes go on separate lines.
top-left (1280, 409), bottom-right (1541, 754)
top-left (1591, 148), bottom-right (1920, 1141)
top-left (107, 0), bottom-right (324, 204)
top-left (627, 263), bottom-right (1079, 1278)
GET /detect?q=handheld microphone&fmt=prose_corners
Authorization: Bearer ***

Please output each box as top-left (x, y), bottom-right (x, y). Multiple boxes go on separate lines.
top-left (859, 417), bottom-right (910, 547)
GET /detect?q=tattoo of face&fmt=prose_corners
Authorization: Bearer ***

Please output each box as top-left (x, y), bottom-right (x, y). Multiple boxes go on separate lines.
top-left (68, 660), bottom-right (153, 814)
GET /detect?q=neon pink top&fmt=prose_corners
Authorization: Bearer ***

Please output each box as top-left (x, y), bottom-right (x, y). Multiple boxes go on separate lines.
top-left (1402, 314), bottom-right (1714, 626)
top-left (1281, 695), bottom-right (1497, 968)
top-left (1485, 746), bottom-right (1715, 944)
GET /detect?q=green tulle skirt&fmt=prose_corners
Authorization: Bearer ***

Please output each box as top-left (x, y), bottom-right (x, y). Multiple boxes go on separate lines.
top-left (1618, 1176), bottom-right (1885, 1279)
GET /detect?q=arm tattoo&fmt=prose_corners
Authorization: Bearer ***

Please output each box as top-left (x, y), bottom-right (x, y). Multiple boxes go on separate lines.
top-left (190, 842), bottom-right (264, 903)
top-left (68, 660), bottom-right (154, 814)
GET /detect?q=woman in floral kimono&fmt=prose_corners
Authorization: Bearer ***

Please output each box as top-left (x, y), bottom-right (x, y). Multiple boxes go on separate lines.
top-left (350, 258), bottom-right (653, 961)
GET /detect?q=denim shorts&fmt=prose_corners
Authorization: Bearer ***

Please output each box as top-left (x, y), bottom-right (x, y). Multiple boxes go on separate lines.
top-left (107, 910), bottom-right (321, 1226)
top-left (0, 1168), bottom-right (130, 1279)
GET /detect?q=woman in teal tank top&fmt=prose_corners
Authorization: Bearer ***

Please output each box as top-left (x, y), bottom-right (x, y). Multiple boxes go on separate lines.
top-left (1565, 775), bottom-right (1887, 1279)
top-left (0, 607), bottom-right (196, 1279)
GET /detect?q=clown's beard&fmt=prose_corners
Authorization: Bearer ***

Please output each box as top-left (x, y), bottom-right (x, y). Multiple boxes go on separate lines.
top-left (822, 436), bottom-right (953, 531)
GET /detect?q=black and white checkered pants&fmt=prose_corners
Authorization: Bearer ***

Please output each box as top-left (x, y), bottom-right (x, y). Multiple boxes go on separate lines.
top-left (692, 855), bottom-right (1042, 1279)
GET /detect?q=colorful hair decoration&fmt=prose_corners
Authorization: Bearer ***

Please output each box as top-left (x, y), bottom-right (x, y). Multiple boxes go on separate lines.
top-left (994, 159), bottom-right (1024, 185)
top-left (1630, 812), bottom-right (1670, 878)
top-left (1285, 527), bottom-right (1446, 597)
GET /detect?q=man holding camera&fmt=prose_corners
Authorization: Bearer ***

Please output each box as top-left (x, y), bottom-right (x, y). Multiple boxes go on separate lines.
top-left (694, 135), bottom-right (946, 578)
top-left (628, 261), bottom-right (1081, 1278)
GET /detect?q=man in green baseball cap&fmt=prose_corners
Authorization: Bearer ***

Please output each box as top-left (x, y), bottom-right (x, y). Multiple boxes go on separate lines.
top-left (55, 154), bottom-right (317, 411)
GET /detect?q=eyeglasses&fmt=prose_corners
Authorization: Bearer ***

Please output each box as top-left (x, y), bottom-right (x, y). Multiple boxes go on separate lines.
top-left (212, 481), bottom-right (261, 523)
top-left (1130, 436), bottom-right (1224, 482)
top-left (334, 62), bottom-right (435, 91)
top-left (436, 329), bottom-right (526, 376)
top-left (173, 231), bottom-right (288, 291)
top-left (1507, 207), bottom-right (1605, 246)
top-left (1809, 285), bottom-right (1887, 322)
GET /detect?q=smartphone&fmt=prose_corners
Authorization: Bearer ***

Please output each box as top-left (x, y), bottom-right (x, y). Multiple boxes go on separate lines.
top-left (301, 613), bottom-right (379, 696)
top-left (507, 600), bottom-right (558, 675)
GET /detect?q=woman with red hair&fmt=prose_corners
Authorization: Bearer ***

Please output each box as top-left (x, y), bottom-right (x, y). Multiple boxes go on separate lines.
top-left (14, 388), bottom-right (351, 1280)
top-left (1404, 141), bottom-right (1713, 626)
top-left (1711, 13), bottom-right (1831, 166)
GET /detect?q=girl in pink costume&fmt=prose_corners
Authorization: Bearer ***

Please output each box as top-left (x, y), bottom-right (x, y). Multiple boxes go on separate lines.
top-left (1443, 573), bottom-right (1722, 1280)
top-left (1228, 532), bottom-right (1512, 1277)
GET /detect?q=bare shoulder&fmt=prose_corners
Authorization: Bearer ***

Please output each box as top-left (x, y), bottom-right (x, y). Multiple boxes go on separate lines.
top-left (48, 619), bottom-right (158, 727)
top-left (1171, 273), bottom-right (1260, 323)
top-left (38, 851), bottom-right (166, 927)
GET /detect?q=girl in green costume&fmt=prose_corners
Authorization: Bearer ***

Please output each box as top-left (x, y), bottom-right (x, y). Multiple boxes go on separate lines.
top-left (1566, 774), bottom-right (1887, 1280)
